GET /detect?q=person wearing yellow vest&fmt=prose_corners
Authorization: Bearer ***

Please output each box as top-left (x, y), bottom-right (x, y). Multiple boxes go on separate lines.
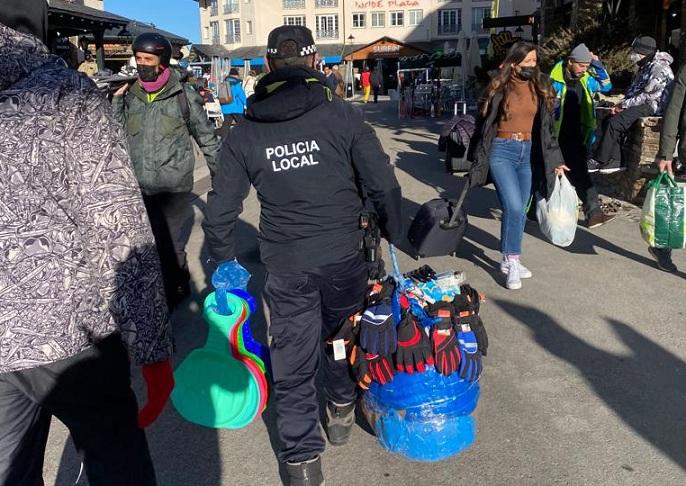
top-left (550, 43), bottom-right (615, 228)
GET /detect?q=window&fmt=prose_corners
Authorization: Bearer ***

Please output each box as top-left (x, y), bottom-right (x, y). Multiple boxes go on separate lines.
top-left (316, 14), bottom-right (338, 39)
top-left (438, 9), bottom-right (461, 35)
top-left (245, 20), bottom-right (252, 35)
top-left (472, 7), bottom-right (490, 33)
top-left (352, 13), bottom-right (366, 28)
top-left (390, 11), bottom-right (403, 27)
top-left (223, 0), bottom-right (238, 14)
top-left (371, 12), bottom-right (385, 28)
top-left (225, 19), bottom-right (240, 44)
top-left (409, 9), bottom-right (422, 26)
top-left (210, 21), bottom-right (220, 45)
top-left (209, 0), bottom-right (218, 16)
top-left (283, 0), bottom-right (305, 9)
top-left (284, 15), bottom-right (306, 26)
top-left (316, 0), bottom-right (338, 7)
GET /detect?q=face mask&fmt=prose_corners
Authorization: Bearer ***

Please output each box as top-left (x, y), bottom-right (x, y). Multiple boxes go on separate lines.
top-left (138, 65), bottom-right (159, 82)
top-left (517, 66), bottom-right (536, 80)
top-left (629, 53), bottom-right (642, 64)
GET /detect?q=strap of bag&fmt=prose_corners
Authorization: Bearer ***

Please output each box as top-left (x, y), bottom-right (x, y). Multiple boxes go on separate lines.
top-left (440, 181), bottom-right (470, 230)
top-left (176, 87), bottom-right (192, 135)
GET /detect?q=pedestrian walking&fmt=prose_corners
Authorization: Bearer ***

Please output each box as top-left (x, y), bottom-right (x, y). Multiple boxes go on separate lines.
top-left (467, 41), bottom-right (568, 290)
top-left (361, 66), bottom-right (372, 103)
top-left (650, 62), bottom-right (686, 272)
top-left (332, 64), bottom-right (345, 97)
top-left (588, 36), bottom-right (674, 173)
top-left (242, 69), bottom-right (257, 99)
top-left (203, 25), bottom-right (403, 486)
top-left (371, 66), bottom-right (383, 103)
top-left (218, 67), bottom-right (248, 134)
top-left (0, 3), bottom-right (174, 485)
top-left (323, 65), bottom-right (338, 93)
top-left (550, 43), bottom-right (615, 228)
top-left (112, 33), bottom-right (220, 310)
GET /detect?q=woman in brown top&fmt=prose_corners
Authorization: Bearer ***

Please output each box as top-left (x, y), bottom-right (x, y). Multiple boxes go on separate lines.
top-left (467, 42), bottom-right (568, 289)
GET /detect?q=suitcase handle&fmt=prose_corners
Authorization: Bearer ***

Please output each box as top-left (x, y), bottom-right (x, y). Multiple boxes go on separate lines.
top-left (439, 181), bottom-right (469, 230)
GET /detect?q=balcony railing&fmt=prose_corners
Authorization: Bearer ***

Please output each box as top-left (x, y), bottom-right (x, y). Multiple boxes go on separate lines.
top-left (210, 6), bottom-right (218, 16)
top-left (211, 35), bottom-right (220, 45)
top-left (471, 23), bottom-right (487, 33)
top-left (225, 34), bottom-right (241, 44)
top-left (283, 0), bottom-right (305, 9)
top-left (223, 3), bottom-right (239, 14)
top-left (316, 0), bottom-right (338, 7)
top-left (316, 29), bottom-right (339, 39)
top-left (438, 24), bottom-right (460, 35)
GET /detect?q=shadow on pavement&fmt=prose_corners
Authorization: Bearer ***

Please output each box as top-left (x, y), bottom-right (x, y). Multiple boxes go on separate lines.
top-left (495, 298), bottom-right (686, 472)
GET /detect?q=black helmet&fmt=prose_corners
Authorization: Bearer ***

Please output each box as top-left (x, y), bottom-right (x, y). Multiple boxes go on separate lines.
top-left (132, 33), bottom-right (172, 67)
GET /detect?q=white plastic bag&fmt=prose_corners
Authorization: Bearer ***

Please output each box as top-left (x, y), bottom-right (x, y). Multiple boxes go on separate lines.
top-left (536, 175), bottom-right (579, 247)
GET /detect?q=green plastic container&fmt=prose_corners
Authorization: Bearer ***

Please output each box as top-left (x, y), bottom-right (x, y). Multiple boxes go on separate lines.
top-left (171, 292), bottom-right (261, 429)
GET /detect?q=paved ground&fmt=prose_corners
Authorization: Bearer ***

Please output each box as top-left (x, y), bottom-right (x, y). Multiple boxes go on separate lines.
top-left (44, 99), bottom-right (686, 486)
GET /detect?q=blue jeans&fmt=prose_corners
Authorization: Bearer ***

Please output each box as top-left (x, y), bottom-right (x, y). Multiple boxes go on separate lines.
top-left (488, 138), bottom-right (532, 255)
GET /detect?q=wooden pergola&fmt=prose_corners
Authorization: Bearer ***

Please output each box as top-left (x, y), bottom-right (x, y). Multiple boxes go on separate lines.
top-left (48, 0), bottom-right (129, 70)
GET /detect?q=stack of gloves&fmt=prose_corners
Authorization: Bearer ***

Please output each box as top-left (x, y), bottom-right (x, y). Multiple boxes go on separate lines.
top-left (328, 267), bottom-right (488, 390)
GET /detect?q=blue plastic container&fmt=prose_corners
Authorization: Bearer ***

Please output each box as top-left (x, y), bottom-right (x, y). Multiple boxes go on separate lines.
top-left (362, 368), bottom-right (480, 462)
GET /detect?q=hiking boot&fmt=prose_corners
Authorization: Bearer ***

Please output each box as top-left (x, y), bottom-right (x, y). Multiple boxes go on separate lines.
top-left (649, 247), bottom-right (677, 273)
top-left (324, 401), bottom-right (355, 446)
top-left (586, 209), bottom-right (615, 229)
top-left (599, 159), bottom-right (625, 174)
top-left (505, 261), bottom-right (522, 290)
top-left (587, 158), bottom-right (625, 174)
top-left (500, 257), bottom-right (532, 278)
top-left (286, 456), bottom-right (325, 486)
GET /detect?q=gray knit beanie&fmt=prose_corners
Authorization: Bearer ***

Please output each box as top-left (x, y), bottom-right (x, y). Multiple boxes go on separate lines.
top-left (569, 43), bottom-right (593, 64)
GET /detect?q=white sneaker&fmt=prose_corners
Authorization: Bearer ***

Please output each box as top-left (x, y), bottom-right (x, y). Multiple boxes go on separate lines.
top-left (500, 258), bottom-right (532, 278)
top-left (505, 261), bottom-right (522, 290)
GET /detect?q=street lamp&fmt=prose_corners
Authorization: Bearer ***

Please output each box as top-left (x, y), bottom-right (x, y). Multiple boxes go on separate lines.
top-left (347, 34), bottom-right (355, 98)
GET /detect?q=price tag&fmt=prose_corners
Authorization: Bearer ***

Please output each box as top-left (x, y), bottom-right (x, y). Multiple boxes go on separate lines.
top-left (333, 339), bottom-right (346, 361)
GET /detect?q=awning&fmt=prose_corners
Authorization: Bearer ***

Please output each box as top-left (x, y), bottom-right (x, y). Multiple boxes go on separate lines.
top-left (343, 37), bottom-right (429, 61)
top-left (231, 57), bottom-right (265, 67)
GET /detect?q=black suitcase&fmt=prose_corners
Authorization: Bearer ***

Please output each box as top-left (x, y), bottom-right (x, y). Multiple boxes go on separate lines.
top-left (445, 139), bottom-right (472, 173)
top-left (407, 184), bottom-right (469, 258)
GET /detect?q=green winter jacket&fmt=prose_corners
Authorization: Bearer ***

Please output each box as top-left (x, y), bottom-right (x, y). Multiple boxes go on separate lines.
top-left (112, 71), bottom-right (219, 194)
top-left (657, 63), bottom-right (685, 160)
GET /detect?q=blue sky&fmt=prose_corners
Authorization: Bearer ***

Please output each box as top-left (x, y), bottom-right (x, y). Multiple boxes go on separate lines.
top-left (106, 0), bottom-right (201, 43)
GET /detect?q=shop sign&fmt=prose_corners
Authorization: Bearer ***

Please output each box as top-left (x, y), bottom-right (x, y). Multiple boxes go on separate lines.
top-left (354, 0), bottom-right (421, 9)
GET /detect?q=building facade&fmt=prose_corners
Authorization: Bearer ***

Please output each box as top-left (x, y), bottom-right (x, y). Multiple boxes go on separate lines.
top-left (196, 0), bottom-right (539, 57)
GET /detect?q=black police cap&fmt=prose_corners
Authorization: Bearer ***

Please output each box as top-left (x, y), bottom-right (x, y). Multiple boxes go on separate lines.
top-left (266, 25), bottom-right (317, 59)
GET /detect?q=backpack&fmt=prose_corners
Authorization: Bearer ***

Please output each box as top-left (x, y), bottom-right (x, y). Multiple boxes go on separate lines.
top-left (176, 87), bottom-right (192, 134)
top-left (218, 80), bottom-right (234, 105)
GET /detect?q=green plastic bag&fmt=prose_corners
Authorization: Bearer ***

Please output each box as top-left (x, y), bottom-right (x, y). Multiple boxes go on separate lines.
top-left (640, 172), bottom-right (686, 249)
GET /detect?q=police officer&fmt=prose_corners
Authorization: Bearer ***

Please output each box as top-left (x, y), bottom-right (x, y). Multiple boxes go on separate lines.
top-left (203, 25), bottom-right (403, 486)
top-left (113, 33), bottom-right (219, 310)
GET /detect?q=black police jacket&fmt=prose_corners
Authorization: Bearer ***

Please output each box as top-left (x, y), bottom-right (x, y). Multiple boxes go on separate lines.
top-left (203, 66), bottom-right (403, 272)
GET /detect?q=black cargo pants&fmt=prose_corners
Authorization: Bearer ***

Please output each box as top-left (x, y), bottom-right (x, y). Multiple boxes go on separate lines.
top-left (264, 252), bottom-right (368, 464)
top-left (0, 334), bottom-right (156, 486)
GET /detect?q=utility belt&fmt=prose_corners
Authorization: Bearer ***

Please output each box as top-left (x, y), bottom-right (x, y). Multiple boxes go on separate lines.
top-left (359, 211), bottom-right (381, 263)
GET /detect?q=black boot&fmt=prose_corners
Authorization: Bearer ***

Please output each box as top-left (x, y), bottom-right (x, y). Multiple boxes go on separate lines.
top-left (649, 247), bottom-right (677, 273)
top-left (324, 401), bottom-right (355, 446)
top-left (286, 456), bottom-right (324, 486)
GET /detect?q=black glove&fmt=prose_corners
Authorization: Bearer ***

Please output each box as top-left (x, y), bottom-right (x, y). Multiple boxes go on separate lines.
top-left (366, 279), bottom-right (395, 306)
top-left (457, 313), bottom-right (488, 357)
top-left (326, 312), bottom-right (360, 359)
top-left (427, 302), bottom-right (461, 376)
top-left (349, 345), bottom-right (394, 388)
top-left (359, 303), bottom-right (397, 355)
top-left (453, 286), bottom-right (488, 356)
top-left (405, 265), bottom-right (437, 283)
top-left (395, 313), bottom-right (433, 374)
